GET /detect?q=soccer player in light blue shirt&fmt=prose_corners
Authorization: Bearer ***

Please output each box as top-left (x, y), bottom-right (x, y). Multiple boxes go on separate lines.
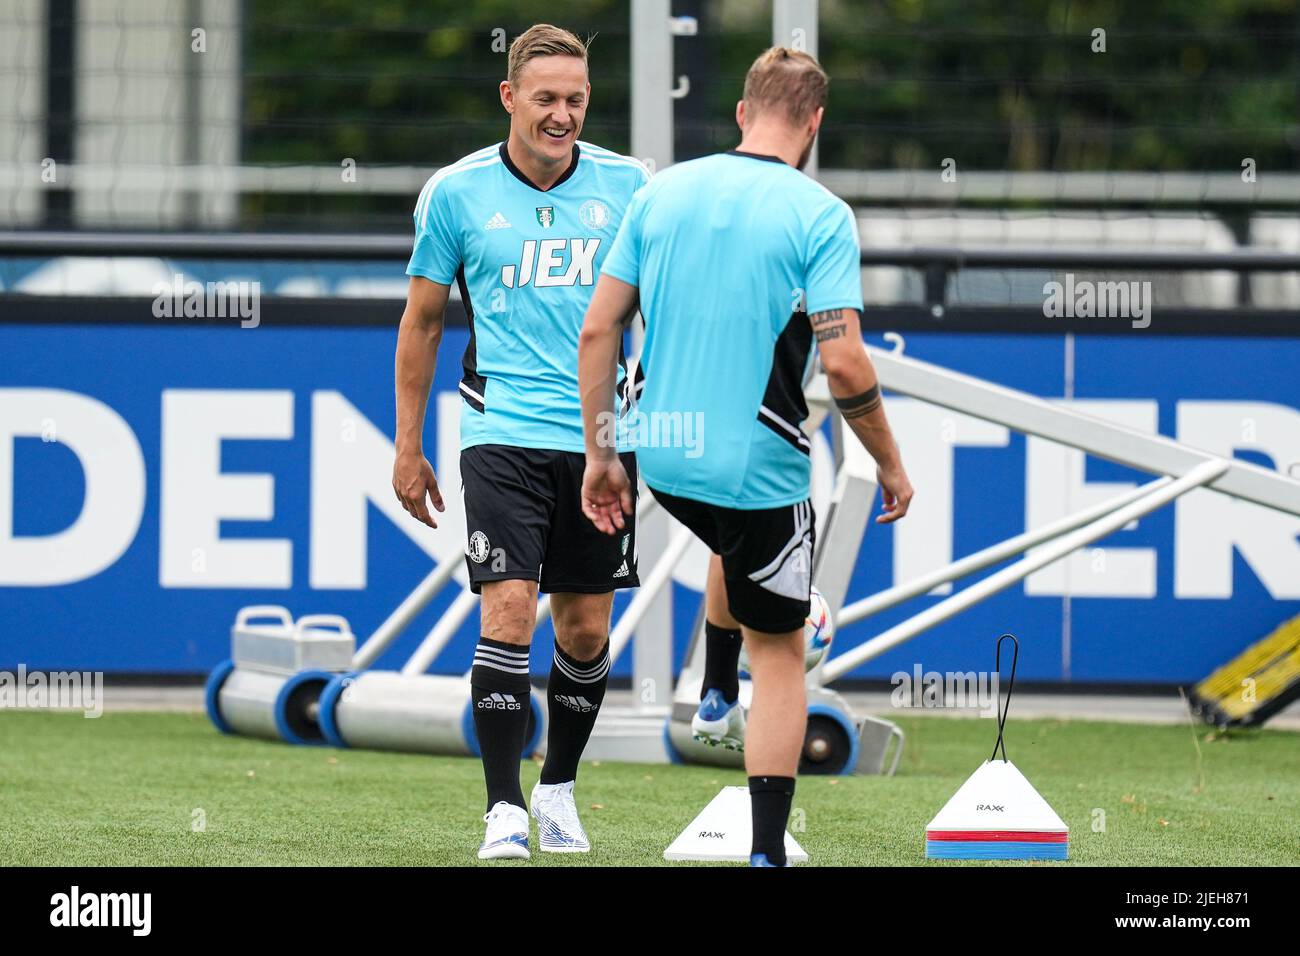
top-left (578, 47), bottom-right (913, 867)
top-left (392, 25), bottom-right (649, 861)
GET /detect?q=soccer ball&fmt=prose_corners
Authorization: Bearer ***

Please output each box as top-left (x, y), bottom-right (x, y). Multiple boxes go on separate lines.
top-left (738, 586), bottom-right (835, 675)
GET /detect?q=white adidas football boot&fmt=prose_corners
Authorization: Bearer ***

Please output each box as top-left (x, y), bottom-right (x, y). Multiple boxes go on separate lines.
top-left (477, 801), bottom-right (530, 860)
top-left (530, 780), bottom-right (591, 853)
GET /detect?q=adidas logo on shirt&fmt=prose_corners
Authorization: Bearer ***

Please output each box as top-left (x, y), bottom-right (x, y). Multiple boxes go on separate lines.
top-left (484, 211), bottom-right (512, 231)
top-left (477, 692), bottom-right (522, 710)
top-left (556, 694), bottom-right (597, 713)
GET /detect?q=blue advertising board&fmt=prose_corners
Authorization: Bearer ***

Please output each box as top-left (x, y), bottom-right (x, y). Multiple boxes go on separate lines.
top-left (3, 319), bottom-right (1298, 683)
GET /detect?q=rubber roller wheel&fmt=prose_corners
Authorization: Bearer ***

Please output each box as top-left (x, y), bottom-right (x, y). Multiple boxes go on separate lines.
top-left (274, 671), bottom-right (336, 745)
top-left (799, 713), bottom-right (853, 775)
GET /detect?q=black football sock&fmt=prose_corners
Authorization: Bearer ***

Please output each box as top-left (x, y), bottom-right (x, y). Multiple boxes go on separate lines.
top-left (701, 620), bottom-right (743, 703)
top-left (540, 640), bottom-right (611, 785)
top-left (749, 775), bottom-right (796, 865)
top-left (470, 637), bottom-right (532, 812)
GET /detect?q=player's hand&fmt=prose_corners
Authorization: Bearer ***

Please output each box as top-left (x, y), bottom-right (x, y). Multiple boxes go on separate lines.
top-left (876, 461), bottom-right (914, 524)
top-left (582, 456), bottom-right (634, 535)
top-left (393, 451), bottom-right (445, 528)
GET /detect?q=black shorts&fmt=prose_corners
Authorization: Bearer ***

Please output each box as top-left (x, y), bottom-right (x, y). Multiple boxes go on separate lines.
top-left (649, 487), bottom-right (814, 634)
top-left (460, 444), bottom-right (639, 594)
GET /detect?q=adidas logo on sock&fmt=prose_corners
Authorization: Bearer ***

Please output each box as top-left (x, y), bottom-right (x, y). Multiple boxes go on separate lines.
top-left (478, 692), bottom-right (522, 710)
top-left (613, 560), bottom-right (629, 578)
top-left (555, 694), bottom-right (597, 713)
top-left (485, 211), bottom-right (512, 230)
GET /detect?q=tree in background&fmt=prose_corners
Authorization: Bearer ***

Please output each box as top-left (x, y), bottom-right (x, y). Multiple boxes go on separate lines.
top-left (244, 0), bottom-right (1299, 229)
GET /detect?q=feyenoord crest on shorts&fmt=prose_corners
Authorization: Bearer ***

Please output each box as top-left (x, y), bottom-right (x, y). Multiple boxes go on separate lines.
top-left (468, 531), bottom-right (490, 564)
top-left (925, 635), bottom-right (1068, 860)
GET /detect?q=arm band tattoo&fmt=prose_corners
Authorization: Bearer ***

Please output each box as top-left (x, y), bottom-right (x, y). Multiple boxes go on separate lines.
top-left (834, 384), bottom-right (882, 419)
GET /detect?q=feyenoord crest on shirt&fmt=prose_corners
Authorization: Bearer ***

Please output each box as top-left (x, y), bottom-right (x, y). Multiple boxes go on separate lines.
top-left (579, 199), bottom-right (610, 228)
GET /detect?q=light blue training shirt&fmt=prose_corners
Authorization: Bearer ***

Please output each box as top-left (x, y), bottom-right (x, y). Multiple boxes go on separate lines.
top-left (407, 140), bottom-right (649, 452)
top-left (600, 150), bottom-right (863, 508)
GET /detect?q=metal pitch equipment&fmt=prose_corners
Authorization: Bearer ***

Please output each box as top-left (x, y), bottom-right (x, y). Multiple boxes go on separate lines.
top-left (205, 606), bottom-right (356, 745)
top-left (204, 496), bottom-right (676, 760)
top-left (207, 337), bottom-right (1300, 772)
top-left (317, 494), bottom-right (683, 759)
top-left (206, 554), bottom-right (546, 756)
top-left (819, 338), bottom-right (1300, 691)
top-left (668, 335), bottom-right (1300, 775)
top-left (1188, 612), bottom-right (1300, 728)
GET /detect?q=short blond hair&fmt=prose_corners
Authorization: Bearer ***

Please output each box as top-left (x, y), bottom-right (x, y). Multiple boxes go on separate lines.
top-left (742, 46), bottom-right (828, 125)
top-left (507, 23), bottom-right (588, 86)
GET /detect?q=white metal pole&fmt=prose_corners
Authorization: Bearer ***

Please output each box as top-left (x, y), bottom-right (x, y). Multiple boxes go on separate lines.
top-left (836, 475), bottom-right (1173, 628)
top-left (637, 491), bottom-right (660, 522)
top-left (868, 345), bottom-right (1300, 516)
top-left (404, 587), bottom-right (479, 676)
top-left (631, 0), bottom-right (674, 171)
top-left (609, 526), bottom-right (695, 665)
top-left (629, 1), bottom-right (678, 712)
top-left (772, 0), bottom-right (819, 176)
top-left (353, 556), bottom-right (460, 669)
top-left (822, 459), bottom-right (1230, 681)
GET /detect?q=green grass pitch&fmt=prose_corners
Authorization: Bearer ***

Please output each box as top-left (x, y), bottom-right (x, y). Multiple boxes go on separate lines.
top-left (2, 710), bottom-right (1296, 866)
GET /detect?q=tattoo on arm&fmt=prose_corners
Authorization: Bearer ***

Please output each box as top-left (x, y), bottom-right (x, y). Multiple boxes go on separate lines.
top-left (834, 384), bottom-right (882, 419)
top-left (810, 309), bottom-right (847, 342)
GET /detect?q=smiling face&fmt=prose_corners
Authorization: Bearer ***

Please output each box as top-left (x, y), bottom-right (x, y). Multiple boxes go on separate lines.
top-left (501, 55), bottom-right (590, 169)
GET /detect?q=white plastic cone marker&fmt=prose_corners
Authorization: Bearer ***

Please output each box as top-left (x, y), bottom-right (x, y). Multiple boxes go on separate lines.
top-left (926, 634), bottom-right (1068, 860)
top-left (664, 786), bottom-right (809, 863)
top-left (925, 759), bottom-right (1068, 860)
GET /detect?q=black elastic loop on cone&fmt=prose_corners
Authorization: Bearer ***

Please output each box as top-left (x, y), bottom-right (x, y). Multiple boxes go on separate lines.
top-left (990, 633), bottom-right (1019, 763)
